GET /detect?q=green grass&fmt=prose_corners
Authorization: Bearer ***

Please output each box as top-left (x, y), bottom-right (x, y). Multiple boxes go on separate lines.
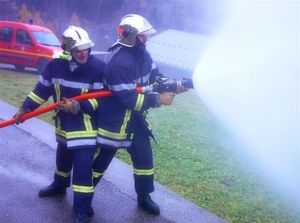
top-left (0, 69), bottom-right (299, 223)
top-left (0, 69), bottom-right (55, 123)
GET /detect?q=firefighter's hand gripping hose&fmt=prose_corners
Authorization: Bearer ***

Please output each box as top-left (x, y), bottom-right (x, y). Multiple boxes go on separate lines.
top-left (13, 106), bottom-right (30, 124)
top-left (56, 98), bottom-right (81, 115)
top-left (159, 92), bottom-right (175, 105)
top-left (0, 78), bottom-right (193, 128)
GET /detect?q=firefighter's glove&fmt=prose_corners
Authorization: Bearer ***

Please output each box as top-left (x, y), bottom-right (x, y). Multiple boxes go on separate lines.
top-left (13, 106), bottom-right (29, 124)
top-left (56, 98), bottom-right (81, 115)
top-left (159, 92), bottom-right (175, 106)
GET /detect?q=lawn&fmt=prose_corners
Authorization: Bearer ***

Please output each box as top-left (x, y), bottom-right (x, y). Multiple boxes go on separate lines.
top-left (0, 69), bottom-right (298, 223)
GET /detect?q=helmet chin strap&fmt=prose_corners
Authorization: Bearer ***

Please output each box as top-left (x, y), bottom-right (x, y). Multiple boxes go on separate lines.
top-left (134, 37), bottom-right (146, 52)
top-left (69, 56), bottom-right (89, 71)
top-left (108, 43), bottom-right (121, 52)
top-left (135, 37), bottom-right (145, 46)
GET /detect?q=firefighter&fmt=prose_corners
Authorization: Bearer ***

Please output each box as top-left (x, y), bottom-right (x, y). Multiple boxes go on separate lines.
top-left (93, 14), bottom-right (182, 215)
top-left (14, 26), bottom-right (105, 223)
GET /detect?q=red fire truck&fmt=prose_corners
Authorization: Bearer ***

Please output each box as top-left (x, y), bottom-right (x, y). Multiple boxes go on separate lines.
top-left (0, 20), bottom-right (62, 74)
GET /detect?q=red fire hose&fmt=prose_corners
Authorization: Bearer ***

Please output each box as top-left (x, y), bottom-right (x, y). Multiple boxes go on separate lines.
top-left (0, 87), bottom-right (143, 128)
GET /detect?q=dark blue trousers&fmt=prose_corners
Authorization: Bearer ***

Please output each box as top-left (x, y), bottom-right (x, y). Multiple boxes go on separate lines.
top-left (53, 143), bottom-right (95, 214)
top-left (93, 125), bottom-right (154, 195)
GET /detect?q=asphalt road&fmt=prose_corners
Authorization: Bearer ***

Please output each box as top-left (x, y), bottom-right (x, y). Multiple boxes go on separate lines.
top-left (0, 99), bottom-right (226, 223)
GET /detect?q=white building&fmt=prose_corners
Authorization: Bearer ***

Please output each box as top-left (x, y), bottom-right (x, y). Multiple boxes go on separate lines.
top-left (147, 29), bottom-right (209, 79)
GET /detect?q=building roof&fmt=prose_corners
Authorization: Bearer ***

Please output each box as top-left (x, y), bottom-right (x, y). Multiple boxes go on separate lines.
top-left (147, 29), bottom-right (209, 72)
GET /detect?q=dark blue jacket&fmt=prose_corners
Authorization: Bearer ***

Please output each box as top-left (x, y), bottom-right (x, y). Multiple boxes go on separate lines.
top-left (97, 44), bottom-right (162, 149)
top-left (23, 55), bottom-right (105, 148)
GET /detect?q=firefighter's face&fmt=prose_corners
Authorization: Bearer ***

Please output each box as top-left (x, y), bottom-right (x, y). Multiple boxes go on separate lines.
top-left (137, 34), bottom-right (147, 45)
top-left (71, 48), bottom-right (89, 64)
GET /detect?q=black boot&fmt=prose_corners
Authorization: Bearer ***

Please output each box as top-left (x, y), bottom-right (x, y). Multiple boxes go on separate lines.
top-left (137, 194), bottom-right (160, 215)
top-left (73, 207), bottom-right (94, 217)
top-left (88, 207), bottom-right (94, 217)
top-left (75, 212), bottom-right (90, 223)
top-left (38, 182), bottom-right (66, 197)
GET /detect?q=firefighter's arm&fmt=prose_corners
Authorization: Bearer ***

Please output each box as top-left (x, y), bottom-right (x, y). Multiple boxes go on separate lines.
top-left (23, 80), bottom-right (51, 109)
top-left (106, 66), bottom-right (161, 112)
top-left (14, 76), bottom-right (52, 123)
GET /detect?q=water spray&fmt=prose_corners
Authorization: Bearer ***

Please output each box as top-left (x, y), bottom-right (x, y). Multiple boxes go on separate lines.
top-left (193, 0), bottom-right (300, 210)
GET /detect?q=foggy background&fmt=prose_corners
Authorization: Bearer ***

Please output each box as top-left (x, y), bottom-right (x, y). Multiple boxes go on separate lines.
top-left (0, 0), bottom-right (226, 50)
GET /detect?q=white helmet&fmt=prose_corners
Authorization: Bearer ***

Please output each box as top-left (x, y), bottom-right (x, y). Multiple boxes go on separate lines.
top-left (115, 14), bottom-right (156, 47)
top-left (120, 14), bottom-right (156, 35)
top-left (61, 25), bottom-right (94, 52)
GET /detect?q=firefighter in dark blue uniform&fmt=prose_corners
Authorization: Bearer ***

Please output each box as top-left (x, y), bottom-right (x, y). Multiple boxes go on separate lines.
top-left (93, 14), bottom-right (176, 215)
top-left (14, 26), bottom-right (105, 223)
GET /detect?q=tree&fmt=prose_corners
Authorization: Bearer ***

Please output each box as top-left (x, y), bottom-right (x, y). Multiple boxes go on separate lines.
top-left (18, 3), bottom-right (32, 23)
top-left (69, 12), bottom-right (80, 26)
top-left (32, 11), bottom-right (45, 26)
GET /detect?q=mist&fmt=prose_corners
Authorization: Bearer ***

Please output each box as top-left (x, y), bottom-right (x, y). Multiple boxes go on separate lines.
top-left (193, 1), bottom-right (300, 208)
